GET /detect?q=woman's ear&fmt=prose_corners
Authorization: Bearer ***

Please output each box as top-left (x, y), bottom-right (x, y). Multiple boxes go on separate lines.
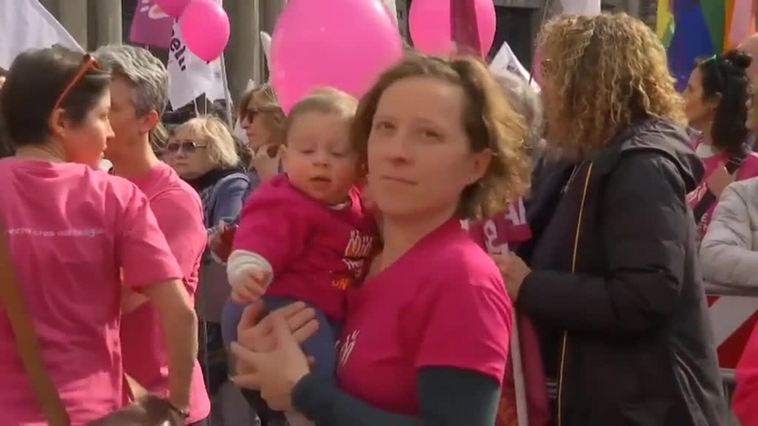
top-left (140, 110), bottom-right (161, 134)
top-left (469, 149), bottom-right (493, 185)
top-left (47, 108), bottom-right (67, 140)
top-left (709, 92), bottom-right (723, 111)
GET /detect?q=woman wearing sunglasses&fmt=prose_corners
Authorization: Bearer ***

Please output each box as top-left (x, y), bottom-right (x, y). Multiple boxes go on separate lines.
top-left (0, 46), bottom-right (198, 424)
top-left (238, 84), bottom-right (286, 187)
top-left (165, 115), bottom-right (250, 398)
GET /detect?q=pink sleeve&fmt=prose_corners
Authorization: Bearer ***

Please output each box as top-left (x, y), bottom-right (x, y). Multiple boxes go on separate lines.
top-left (412, 272), bottom-right (512, 382)
top-left (231, 184), bottom-right (310, 274)
top-left (116, 187), bottom-right (182, 290)
top-left (734, 325), bottom-right (758, 426)
top-left (150, 191), bottom-right (205, 291)
top-left (737, 153), bottom-right (758, 180)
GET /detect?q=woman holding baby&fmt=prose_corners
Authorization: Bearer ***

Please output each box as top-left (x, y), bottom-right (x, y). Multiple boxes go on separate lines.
top-left (227, 51), bottom-right (529, 426)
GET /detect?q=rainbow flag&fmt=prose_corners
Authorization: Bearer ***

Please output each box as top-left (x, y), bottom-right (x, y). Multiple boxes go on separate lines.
top-left (659, 0), bottom-right (755, 91)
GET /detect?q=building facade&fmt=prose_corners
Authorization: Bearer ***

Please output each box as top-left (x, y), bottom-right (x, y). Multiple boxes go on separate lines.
top-left (38, 0), bottom-right (658, 107)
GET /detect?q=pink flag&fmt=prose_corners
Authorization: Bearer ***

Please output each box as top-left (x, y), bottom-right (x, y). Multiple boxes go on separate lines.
top-left (727, 0), bottom-right (756, 49)
top-left (734, 323), bottom-right (758, 426)
top-left (129, 0), bottom-right (174, 48)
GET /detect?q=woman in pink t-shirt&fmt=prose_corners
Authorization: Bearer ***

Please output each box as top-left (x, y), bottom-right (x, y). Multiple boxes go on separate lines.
top-left (682, 50), bottom-right (758, 241)
top-left (0, 46), bottom-right (198, 425)
top-left (230, 54), bottom-right (531, 425)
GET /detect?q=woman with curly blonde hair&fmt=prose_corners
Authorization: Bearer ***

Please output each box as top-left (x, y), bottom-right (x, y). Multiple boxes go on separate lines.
top-left (229, 53), bottom-right (530, 425)
top-left (499, 13), bottom-right (726, 425)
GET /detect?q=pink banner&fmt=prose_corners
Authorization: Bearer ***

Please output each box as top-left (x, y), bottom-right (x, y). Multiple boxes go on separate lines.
top-left (129, 0), bottom-right (174, 48)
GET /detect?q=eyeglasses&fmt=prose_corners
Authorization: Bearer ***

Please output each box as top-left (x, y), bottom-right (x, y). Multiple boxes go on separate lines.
top-left (242, 107), bottom-right (260, 124)
top-left (52, 53), bottom-right (99, 113)
top-left (165, 140), bottom-right (208, 154)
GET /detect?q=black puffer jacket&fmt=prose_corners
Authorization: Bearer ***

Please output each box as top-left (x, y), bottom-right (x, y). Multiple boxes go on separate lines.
top-left (518, 119), bottom-right (727, 425)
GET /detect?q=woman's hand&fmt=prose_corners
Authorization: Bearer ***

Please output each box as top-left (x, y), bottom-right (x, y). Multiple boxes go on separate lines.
top-left (492, 253), bottom-right (531, 302)
top-left (231, 312), bottom-right (313, 411)
top-left (235, 301), bottom-right (319, 353)
top-left (706, 166), bottom-right (735, 198)
top-left (252, 144), bottom-right (283, 182)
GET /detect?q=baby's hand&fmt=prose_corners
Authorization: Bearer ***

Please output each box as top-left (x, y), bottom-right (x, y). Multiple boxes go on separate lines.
top-left (231, 268), bottom-right (272, 303)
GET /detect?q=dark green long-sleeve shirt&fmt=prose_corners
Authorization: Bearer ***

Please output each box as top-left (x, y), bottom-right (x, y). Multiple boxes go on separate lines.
top-left (292, 366), bottom-right (502, 426)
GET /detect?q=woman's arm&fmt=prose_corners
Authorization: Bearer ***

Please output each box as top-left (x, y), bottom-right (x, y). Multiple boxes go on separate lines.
top-left (700, 183), bottom-right (758, 288)
top-left (117, 187), bottom-right (198, 411)
top-left (142, 280), bottom-right (198, 412)
top-left (209, 175), bottom-right (250, 227)
top-left (518, 152), bottom-right (690, 335)
top-left (292, 367), bottom-right (501, 426)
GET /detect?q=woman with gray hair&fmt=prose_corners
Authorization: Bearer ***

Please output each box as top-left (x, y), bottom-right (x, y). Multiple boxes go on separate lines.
top-left (493, 70), bottom-right (545, 161)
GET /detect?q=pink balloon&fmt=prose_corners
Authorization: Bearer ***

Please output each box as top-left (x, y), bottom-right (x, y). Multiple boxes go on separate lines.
top-left (409, 0), bottom-right (496, 56)
top-left (155, 0), bottom-right (190, 18)
top-left (271, 0), bottom-right (403, 113)
top-left (179, 0), bottom-right (230, 62)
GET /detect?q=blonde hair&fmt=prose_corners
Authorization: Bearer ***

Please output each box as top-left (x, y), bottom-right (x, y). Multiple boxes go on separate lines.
top-left (285, 87), bottom-right (358, 145)
top-left (238, 83), bottom-right (286, 146)
top-left (352, 53), bottom-right (530, 220)
top-left (172, 115), bottom-right (240, 168)
top-left (539, 13), bottom-right (685, 158)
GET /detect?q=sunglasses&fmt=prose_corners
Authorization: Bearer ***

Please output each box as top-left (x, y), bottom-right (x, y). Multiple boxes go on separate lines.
top-left (165, 140), bottom-right (208, 154)
top-left (52, 53), bottom-right (100, 112)
top-left (241, 107), bottom-right (261, 124)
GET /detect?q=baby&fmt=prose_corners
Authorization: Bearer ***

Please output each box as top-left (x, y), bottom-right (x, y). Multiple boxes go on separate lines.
top-left (227, 87), bottom-right (377, 381)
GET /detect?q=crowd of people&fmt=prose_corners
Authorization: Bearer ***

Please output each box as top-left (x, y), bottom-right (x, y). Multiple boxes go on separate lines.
top-left (1, 11), bottom-right (758, 426)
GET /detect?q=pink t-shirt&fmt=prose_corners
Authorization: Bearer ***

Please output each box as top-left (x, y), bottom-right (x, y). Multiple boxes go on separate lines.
top-left (233, 175), bottom-right (377, 321)
top-left (119, 162), bottom-right (210, 423)
top-left (337, 219), bottom-right (512, 415)
top-left (0, 158), bottom-right (181, 425)
top-left (687, 142), bottom-right (758, 239)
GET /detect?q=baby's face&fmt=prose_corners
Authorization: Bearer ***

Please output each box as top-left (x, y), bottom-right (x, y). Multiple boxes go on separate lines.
top-left (283, 111), bottom-right (360, 204)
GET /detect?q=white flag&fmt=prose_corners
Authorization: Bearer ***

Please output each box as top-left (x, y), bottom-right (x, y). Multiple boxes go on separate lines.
top-left (260, 31), bottom-right (272, 74)
top-left (0, 0), bottom-right (82, 69)
top-left (559, 0), bottom-right (601, 15)
top-left (382, 0), bottom-right (398, 24)
top-left (489, 41), bottom-right (540, 92)
top-left (166, 6), bottom-right (229, 109)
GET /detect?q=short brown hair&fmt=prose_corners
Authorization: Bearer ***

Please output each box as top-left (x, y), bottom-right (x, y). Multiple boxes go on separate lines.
top-left (352, 53), bottom-right (530, 219)
top-left (284, 87), bottom-right (358, 144)
top-left (1, 46), bottom-right (110, 146)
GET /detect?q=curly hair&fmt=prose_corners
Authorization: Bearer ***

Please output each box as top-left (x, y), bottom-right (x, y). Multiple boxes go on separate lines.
top-left (352, 53), bottom-right (530, 220)
top-left (696, 50), bottom-right (752, 155)
top-left (539, 13), bottom-right (685, 158)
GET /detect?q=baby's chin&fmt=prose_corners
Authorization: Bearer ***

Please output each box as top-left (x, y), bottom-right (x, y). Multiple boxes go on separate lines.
top-left (293, 181), bottom-right (351, 206)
